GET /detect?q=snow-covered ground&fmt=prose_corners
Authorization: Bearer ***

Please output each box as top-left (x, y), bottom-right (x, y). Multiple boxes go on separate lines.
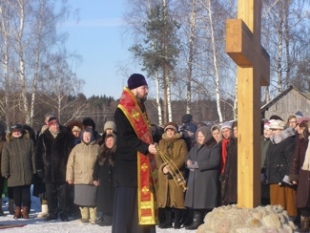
top-left (0, 188), bottom-right (195, 233)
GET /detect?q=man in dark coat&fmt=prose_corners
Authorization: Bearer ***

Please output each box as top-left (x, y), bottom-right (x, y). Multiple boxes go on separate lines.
top-left (35, 117), bottom-right (74, 221)
top-left (112, 73), bottom-right (158, 233)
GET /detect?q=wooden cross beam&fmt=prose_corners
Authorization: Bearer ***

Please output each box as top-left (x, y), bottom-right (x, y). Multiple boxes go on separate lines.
top-left (226, 0), bottom-right (270, 208)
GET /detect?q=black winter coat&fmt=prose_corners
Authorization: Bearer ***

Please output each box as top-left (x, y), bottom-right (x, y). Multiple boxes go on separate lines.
top-left (265, 135), bottom-right (295, 184)
top-left (35, 126), bottom-right (74, 183)
top-left (93, 150), bottom-right (115, 213)
top-left (222, 138), bottom-right (237, 205)
top-left (113, 108), bottom-right (149, 187)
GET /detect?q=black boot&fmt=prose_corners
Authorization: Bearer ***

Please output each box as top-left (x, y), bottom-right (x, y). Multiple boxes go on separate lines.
top-left (174, 208), bottom-right (182, 229)
top-left (182, 208), bottom-right (193, 227)
top-left (185, 210), bottom-right (203, 230)
top-left (158, 208), bottom-right (165, 226)
top-left (159, 208), bottom-right (172, 228)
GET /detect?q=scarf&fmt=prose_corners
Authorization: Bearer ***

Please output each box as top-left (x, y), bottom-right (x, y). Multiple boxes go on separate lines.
top-left (221, 138), bottom-right (230, 174)
top-left (301, 136), bottom-right (310, 171)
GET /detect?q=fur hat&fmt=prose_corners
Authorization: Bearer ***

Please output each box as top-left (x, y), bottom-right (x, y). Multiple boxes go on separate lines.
top-left (127, 74), bottom-right (148, 90)
top-left (82, 117), bottom-right (96, 130)
top-left (181, 114), bottom-right (193, 124)
top-left (269, 119), bottom-right (285, 130)
top-left (104, 121), bottom-right (116, 132)
top-left (10, 124), bottom-right (23, 132)
top-left (164, 122), bottom-right (178, 132)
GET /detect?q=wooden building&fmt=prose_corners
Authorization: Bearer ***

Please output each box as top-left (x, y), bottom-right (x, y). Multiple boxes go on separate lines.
top-left (261, 85), bottom-right (310, 120)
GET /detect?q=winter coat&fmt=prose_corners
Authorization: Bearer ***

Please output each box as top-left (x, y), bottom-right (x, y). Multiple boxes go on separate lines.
top-left (289, 137), bottom-right (310, 208)
top-left (261, 135), bottom-right (270, 168)
top-left (222, 137), bottom-right (237, 205)
top-left (113, 108), bottom-right (149, 187)
top-left (93, 147), bottom-right (115, 213)
top-left (66, 141), bottom-right (100, 184)
top-left (1, 132), bottom-right (35, 187)
top-left (35, 126), bottom-right (74, 183)
top-left (155, 132), bottom-right (188, 208)
top-left (184, 138), bottom-right (221, 209)
top-left (265, 128), bottom-right (296, 184)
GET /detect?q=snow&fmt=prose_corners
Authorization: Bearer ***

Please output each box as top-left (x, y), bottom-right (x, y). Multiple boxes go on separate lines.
top-left (0, 187), bottom-right (194, 233)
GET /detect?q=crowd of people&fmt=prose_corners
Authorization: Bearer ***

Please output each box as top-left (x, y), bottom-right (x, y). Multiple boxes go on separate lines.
top-left (0, 73), bottom-right (310, 233)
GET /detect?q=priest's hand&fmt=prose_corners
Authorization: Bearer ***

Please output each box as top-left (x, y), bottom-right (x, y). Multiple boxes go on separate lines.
top-left (148, 144), bottom-right (157, 154)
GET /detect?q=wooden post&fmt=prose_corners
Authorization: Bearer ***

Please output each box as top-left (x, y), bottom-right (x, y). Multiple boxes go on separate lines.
top-left (226, 0), bottom-right (270, 208)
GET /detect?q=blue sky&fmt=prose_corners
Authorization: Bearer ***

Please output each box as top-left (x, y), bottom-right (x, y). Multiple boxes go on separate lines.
top-left (57, 0), bottom-right (142, 98)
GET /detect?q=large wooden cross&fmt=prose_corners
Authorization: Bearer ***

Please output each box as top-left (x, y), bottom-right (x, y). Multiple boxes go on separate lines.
top-left (226, 0), bottom-right (270, 208)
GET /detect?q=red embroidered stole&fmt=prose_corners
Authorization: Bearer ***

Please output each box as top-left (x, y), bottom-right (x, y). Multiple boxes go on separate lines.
top-left (118, 87), bottom-right (158, 225)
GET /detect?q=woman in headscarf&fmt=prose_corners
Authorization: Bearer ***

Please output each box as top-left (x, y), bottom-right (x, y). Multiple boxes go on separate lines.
top-left (1, 124), bottom-right (35, 219)
top-left (66, 128), bottom-right (99, 224)
top-left (155, 122), bottom-right (188, 229)
top-left (184, 126), bottom-right (220, 230)
top-left (290, 120), bottom-right (310, 232)
top-left (93, 133), bottom-right (117, 226)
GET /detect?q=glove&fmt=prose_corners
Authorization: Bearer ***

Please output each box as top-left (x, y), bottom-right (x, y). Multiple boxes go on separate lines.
top-left (37, 170), bottom-right (45, 179)
top-left (260, 173), bottom-right (266, 182)
top-left (281, 175), bottom-right (292, 186)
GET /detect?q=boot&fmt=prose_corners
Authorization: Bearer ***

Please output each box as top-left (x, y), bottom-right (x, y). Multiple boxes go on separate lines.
top-left (300, 216), bottom-right (310, 232)
top-left (79, 207), bottom-right (89, 223)
top-left (44, 214), bottom-right (57, 221)
top-left (185, 210), bottom-right (203, 230)
top-left (89, 207), bottom-right (97, 224)
top-left (174, 208), bottom-right (182, 229)
top-left (22, 206), bottom-right (29, 219)
top-left (158, 208), bottom-right (165, 226)
top-left (159, 208), bottom-right (172, 228)
top-left (37, 204), bottom-right (48, 218)
top-left (0, 199), bottom-right (4, 216)
top-left (8, 198), bottom-right (15, 215)
top-left (13, 206), bottom-right (22, 219)
top-left (183, 208), bottom-right (193, 227)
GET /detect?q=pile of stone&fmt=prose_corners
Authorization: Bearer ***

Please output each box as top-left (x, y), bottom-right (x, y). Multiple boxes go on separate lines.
top-left (197, 205), bottom-right (297, 233)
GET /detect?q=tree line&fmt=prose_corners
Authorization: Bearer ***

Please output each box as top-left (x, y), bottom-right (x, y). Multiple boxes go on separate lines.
top-left (0, 0), bottom-right (310, 131)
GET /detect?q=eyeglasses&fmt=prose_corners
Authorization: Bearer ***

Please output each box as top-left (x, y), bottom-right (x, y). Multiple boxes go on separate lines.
top-left (289, 121), bottom-right (297, 123)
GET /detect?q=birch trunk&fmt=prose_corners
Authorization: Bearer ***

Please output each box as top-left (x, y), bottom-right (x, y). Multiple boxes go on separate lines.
top-left (207, 0), bottom-right (223, 122)
top-left (276, 2), bottom-right (283, 93)
top-left (186, 0), bottom-right (197, 114)
top-left (0, 2), bottom-right (10, 130)
top-left (30, 0), bottom-right (44, 126)
top-left (17, 0), bottom-right (30, 124)
top-left (155, 71), bottom-right (163, 125)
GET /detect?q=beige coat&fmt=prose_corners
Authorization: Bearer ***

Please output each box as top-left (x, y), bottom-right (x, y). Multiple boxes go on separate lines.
top-left (66, 141), bottom-right (100, 184)
top-left (155, 132), bottom-right (188, 208)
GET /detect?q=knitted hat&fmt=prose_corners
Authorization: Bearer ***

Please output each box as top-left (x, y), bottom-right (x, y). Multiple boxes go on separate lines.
top-left (220, 121), bottom-right (232, 131)
top-left (297, 117), bottom-right (310, 125)
top-left (264, 121), bottom-right (271, 130)
top-left (47, 117), bottom-right (59, 127)
top-left (181, 114), bottom-right (193, 124)
top-left (269, 119), bottom-right (285, 130)
top-left (127, 74), bottom-right (147, 90)
top-left (164, 122), bottom-right (178, 132)
top-left (104, 121), bottom-right (116, 132)
top-left (295, 111), bottom-right (303, 119)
